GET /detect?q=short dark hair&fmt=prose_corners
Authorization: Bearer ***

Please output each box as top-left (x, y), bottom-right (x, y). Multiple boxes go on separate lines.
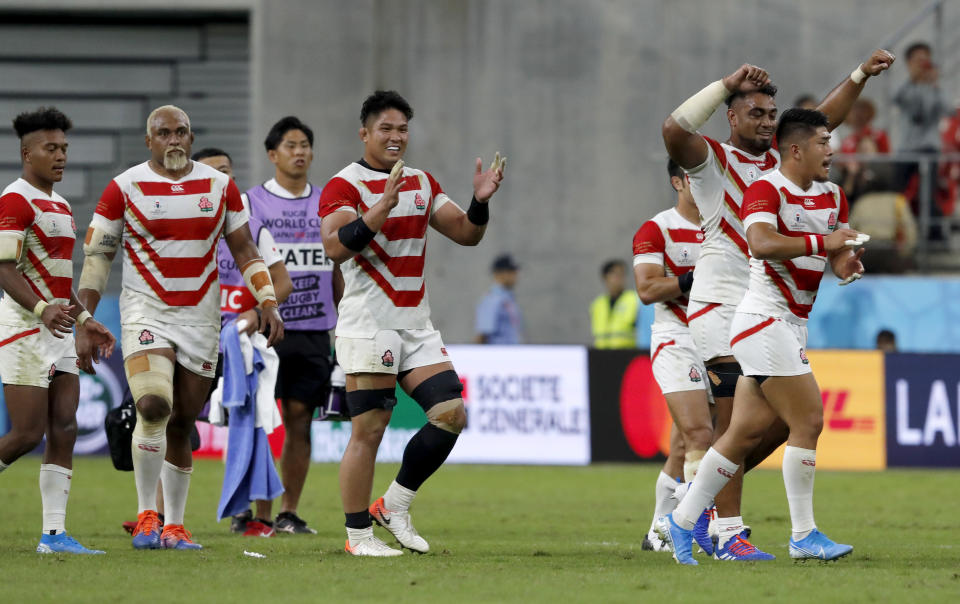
top-left (905, 42), bottom-right (931, 60)
top-left (191, 147), bottom-right (232, 163)
top-left (725, 83), bottom-right (778, 108)
top-left (667, 158), bottom-right (684, 182)
top-left (775, 108), bottom-right (829, 150)
top-left (264, 116), bottom-right (313, 152)
top-left (601, 259), bottom-right (626, 276)
top-left (360, 90), bottom-right (413, 126)
top-left (876, 328), bottom-right (896, 343)
top-left (12, 107), bottom-right (72, 140)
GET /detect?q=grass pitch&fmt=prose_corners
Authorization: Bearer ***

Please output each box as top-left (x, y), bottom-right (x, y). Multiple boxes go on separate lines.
top-left (2, 458), bottom-right (958, 603)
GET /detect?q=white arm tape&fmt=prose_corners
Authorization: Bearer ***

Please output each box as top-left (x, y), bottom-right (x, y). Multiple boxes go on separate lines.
top-left (0, 233), bottom-right (24, 262)
top-left (78, 225), bottom-right (119, 294)
top-left (240, 258), bottom-right (277, 307)
top-left (850, 66), bottom-right (868, 84)
top-left (670, 80), bottom-right (730, 133)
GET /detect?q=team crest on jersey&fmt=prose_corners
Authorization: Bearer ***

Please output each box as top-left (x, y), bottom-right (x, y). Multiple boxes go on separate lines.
top-left (381, 350), bottom-right (395, 367)
top-left (799, 348), bottom-right (809, 364)
top-left (827, 211), bottom-right (837, 231)
top-left (48, 364), bottom-right (56, 381)
top-left (151, 199), bottom-right (165, 217)
top-left (745, 166), bottom-right (757, 183)
top-left (414, 193), bottom-right (426, 211)
top-left (198, 197), bottom-right (213, 212)
top-left (680, 247), bottom-right (690, 263)
top-left (689, 366), bottom-right (702, 383)
top-left (793, 210), bottom-right (804, 227)
top-left (139, 330), bottom-right (155, 345)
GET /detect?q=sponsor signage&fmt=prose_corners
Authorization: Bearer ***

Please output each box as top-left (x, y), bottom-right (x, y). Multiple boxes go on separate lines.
top-left (446, 345), bottom-right (590, 465)
top-left (589, 349), bottom-right (671, 462)
top-left (885, 353), bottom-right (960, 467)
top-left (759, 350), bottom-right (885, 470)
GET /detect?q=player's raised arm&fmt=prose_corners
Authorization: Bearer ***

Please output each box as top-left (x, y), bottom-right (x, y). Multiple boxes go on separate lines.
top-left (224, 224), bottom-right (284, 346)
top-left (816, 49), bottom-right (895, 131)
top-left (663, 64), bottom-right (770, 169)
top-left (430, 153), bottom-right (506, 246)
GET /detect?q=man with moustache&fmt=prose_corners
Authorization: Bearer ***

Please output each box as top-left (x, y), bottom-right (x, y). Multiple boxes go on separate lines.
top-left (78, 105), bottom-right (284, 550)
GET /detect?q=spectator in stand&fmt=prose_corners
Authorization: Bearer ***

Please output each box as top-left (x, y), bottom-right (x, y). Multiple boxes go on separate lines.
top-left (840, 99), bottom-right (890, 154)
top-left (892, 41), bottom-right (952, 237)
top-left (875, 329), bottom-right (897, 353)
top-left (794, 94), bottom-right (818, 110)
top-left (590, 259), bottom-right (638, 349)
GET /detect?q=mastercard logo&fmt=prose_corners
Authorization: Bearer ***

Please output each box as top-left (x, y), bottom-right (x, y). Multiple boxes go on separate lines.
top-left (619, 356), bottom-right (672, 458)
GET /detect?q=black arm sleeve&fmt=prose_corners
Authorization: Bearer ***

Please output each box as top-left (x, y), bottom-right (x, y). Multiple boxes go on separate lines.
top-left (338, 217), bottom-right (377, 252)
top-left (466, 197), bottom-right (489, 226)
top-left (678, 271), bottom-right (694, 293)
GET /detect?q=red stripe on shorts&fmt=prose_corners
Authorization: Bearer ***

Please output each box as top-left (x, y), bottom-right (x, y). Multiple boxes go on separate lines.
top-left (0, 327), bottom-right (41, 348)
top-left (651, 339), bottom-right (676, 363)
top-left (687, 302), bottom-right (721, 322)
top-left (729, 317), bottom-right (776, 347)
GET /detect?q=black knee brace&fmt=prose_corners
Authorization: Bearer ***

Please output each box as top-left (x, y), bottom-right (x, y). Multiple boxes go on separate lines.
top-left (345, 388), bottom-right (397, 416)
top-left (706, 362), bottom-right (742, 398)
top-left (409, 370), bottom-right (463, 412)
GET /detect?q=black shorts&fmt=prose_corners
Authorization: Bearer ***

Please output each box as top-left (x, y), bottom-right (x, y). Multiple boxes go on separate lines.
top-left (273, 330), bottom-right (332, 407)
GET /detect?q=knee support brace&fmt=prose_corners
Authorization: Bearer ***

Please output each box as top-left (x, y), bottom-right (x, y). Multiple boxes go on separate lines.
top-left (705, 361), bottom-right (742, 399)
top-left (124, 353), bottom-right (174, 409)
top-left (345, 388), bottom-right (397, 417)
top-left (410, 370), bottom-right (465, 434)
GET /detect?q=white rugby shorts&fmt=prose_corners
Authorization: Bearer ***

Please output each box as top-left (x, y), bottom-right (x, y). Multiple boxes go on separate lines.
top-left (687, 300), bottom-right (737, 363)
top-left (336, 328), bottom-right (450, 375)
top-left (729, 312), bottom-right (811, 378)
top-left (121, 320), bottom-right (219, 378)
top-left (650, 330), bottom-right (711, 397)
top-left (0, 323), bottom-right (78, 388)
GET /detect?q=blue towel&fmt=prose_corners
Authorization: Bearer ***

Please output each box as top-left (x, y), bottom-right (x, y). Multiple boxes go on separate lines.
top-left (217, 320), bottom-right (284, 520)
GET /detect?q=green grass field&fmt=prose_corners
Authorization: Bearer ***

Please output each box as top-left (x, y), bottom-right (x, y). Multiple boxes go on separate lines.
top-left (2, 458), bottom-right (958, 603)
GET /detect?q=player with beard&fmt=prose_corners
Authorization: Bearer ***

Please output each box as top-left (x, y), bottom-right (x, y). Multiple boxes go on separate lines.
top-left (660, 108), bottom-right (866, 564)
top-left (78, 105), bottom-right (284, 550)
top-left (0, 107), bottom-right (115, 554)
top-left (660, 50), bottom-right (893, 561)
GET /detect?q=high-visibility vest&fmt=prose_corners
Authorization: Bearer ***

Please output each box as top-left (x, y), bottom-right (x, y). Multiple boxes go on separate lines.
top-left (590, 291), bottom-right (638, 349)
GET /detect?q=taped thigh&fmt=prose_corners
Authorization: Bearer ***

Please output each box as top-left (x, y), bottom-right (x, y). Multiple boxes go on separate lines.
top-left (409, 370), bottom-right (463, 412)
top-left (345, 388), bottom-right (397, 417)
top-left (124, 353), bottom-right (174, 407)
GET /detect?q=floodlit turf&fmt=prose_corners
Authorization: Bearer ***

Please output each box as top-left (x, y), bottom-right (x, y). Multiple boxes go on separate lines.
top-left (2, 458), bottom-right (958, 603)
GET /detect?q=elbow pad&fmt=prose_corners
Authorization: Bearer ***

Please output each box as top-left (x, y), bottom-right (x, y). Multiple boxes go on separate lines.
top-left (338, 217), bottom-right (377, 252)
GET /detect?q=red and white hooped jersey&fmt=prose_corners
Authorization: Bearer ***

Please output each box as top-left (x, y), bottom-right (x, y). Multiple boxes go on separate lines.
top-left (686, 135), bottom-right (780, 305)
top-left (91, 161), bottom-right (248, 327)
top-left (632, 207), bottom-right (703, 331)
top-left (738, 169), bottom-right (849, 324)
top-left (0, 178), bottom-right (75, 324)
top-left (318, 161), bottom-right (451, 338)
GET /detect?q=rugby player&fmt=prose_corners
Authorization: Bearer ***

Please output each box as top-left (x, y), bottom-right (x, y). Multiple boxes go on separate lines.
top-left (0, 107), bottom-right (114, 554)
top-left (661, 49), bottom-right (893, 560)
top-left (661, 108), bottom-right (866, 564)
top-left (78, 105), bottom-right (283, 550)
top-left (319, 90), bottom-right (506, 556)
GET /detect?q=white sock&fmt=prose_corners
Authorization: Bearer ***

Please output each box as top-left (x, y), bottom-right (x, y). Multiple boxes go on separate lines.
top-left (0, 459), bottom-right (9, 473)
top-left (346, 525), bottom-right (373, 546)
top-left (383, 480), bottom-right (416, 513)
top-left (716, 516), bottom-right (745, 549)
top-left (783, 445), bottom-right (817, 541)
top-left (674, 448), bottom-right (739, 530)
top-left (683, 451), bottom-right (706, 482)
top-left (131, 434), bottom-right (166, 514)
top-left (39, 464), bottom-right (72, 534)
top-left (650, 471), bottom-right (679, 532)
top-left (160, 461), bottom-right (192, 526)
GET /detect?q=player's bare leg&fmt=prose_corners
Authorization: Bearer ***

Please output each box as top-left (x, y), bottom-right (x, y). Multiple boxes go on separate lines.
top-left (0, 386), bottom-right (48, 465)
top-left (277, 397), bottom-right (314, 533)
top-left (744, 416), bottom-right (789, 472)
top-left (340, 372), bottom-right (400, 556)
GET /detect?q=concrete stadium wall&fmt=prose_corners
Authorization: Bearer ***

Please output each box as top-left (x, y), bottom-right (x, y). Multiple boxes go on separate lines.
top-left (2, 0), bottom-right (954, 343)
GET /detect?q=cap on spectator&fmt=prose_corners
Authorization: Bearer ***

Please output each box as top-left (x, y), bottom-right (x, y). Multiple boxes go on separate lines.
top-left (491, 254), bottom-right (520, 272)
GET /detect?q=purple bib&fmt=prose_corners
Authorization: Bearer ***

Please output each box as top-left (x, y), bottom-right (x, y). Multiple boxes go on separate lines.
top-left (247, 183), bottom-right (336, 331)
